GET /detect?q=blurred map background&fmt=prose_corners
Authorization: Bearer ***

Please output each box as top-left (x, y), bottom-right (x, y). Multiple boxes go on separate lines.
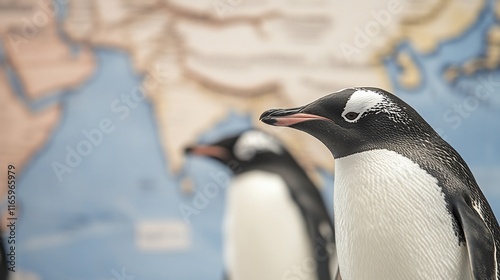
top-left (0, 0), bottom-right (499, 279)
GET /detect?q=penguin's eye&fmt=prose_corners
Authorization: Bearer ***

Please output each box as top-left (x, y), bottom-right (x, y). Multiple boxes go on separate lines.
top-left (344, 112), bottom-right (359, 121)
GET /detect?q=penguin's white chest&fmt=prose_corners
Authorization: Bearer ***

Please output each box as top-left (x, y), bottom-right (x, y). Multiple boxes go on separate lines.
top-left (334, 149), bottom-right (471, 280)
top-left (224, 171), bottom-right (315, 280)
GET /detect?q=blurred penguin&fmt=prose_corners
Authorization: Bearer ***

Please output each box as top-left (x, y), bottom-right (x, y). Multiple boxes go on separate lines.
top-left (186, 129), bottom-right (340, 280)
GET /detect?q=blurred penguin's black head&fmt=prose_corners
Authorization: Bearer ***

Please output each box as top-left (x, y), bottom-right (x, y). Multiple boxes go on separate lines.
top-left (260, 87), bottom-right (438, 158)
top-left (185, 130), bottom-right (290, 174)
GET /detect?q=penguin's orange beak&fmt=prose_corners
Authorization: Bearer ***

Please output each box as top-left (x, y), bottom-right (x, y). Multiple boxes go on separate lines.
top-left (185, 145), bottom-right (230, 160)
top-left (260, 107), bottom-right (329, 127)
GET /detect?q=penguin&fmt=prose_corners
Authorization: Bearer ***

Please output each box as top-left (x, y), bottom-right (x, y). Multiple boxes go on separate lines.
top-left (260, 87), bottom-right (500, 280)
top-left (185, 129), bottom-right (340, 280)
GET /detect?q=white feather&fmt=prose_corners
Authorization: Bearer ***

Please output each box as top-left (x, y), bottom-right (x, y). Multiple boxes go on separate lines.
top-left (342, 89), bottom-right (385, 122)
top-left (334, 149), bottom-right (472, 280)
top-left (224, 171), bottom-right (316, 280)
top-left (342, 89), bottom-right (408, 124)
top-left (233, 131), bottom-right (282, 161)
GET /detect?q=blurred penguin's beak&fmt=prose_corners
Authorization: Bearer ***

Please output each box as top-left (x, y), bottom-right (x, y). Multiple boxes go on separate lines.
top-left (260, 106), bottom-right (329, 127)
top-left (185, 145), bottom-right (230, 160)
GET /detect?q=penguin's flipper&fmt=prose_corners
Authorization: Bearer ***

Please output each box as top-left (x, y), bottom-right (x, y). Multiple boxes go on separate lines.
top-left (454, 197), bottom-right (497, 280)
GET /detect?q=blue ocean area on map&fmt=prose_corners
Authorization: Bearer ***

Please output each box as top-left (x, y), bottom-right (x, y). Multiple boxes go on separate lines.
top-left (16, 49), bottom-right (226, 279)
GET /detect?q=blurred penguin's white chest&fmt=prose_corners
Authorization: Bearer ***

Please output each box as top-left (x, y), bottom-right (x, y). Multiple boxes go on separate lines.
top-left (224, 171), bottom-right (314, 280)
top-left (334, 149), bottom-right (471, 280)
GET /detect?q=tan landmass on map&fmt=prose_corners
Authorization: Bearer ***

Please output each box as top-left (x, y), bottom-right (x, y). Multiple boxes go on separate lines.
top-left (10, 269), bottom-right (40, 280)
top-left (393, 0), bottom-right (485, 54)
top-left (4, 28), bottom-right (95, 99)
top-left (62, 0), bottom-right (486, 175)
top-left (0, 69), bottom-right (60, 218)
top-left (0, 0), bottom-right (95, 203)
top-left (496, 1), bottom-right (500, 18)
top-left (396, 52), bottom-right (421, 89)
top-left (1, 0), bottom-right (95, 99)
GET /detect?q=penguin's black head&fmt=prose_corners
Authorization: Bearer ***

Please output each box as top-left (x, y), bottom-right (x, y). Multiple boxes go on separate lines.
top-left (185, 130), bottom-right (290, 174)
top-left (260, 87), bottom-right (438, 158)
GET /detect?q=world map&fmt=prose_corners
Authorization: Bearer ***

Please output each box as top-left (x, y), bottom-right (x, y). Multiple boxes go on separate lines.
top-left (0, 0), bottom-right (499, 279)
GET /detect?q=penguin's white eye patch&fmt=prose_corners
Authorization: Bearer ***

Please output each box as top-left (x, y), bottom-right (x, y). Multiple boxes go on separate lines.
top-left (342, 89), bottom-right (385, 122)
